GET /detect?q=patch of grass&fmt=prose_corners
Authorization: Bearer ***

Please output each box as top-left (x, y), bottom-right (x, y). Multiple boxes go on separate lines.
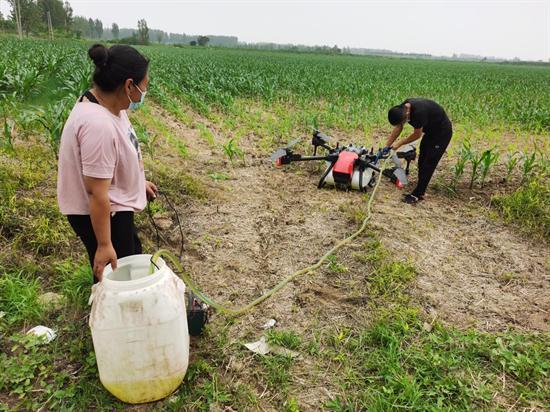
top-left (0, 320), bottom-right (125, 411)
top-left (174, 140), bottom-right (189, 158)
top-left (208, 172), bottom-right (230, 181)
top-left (152, 163), bottom-right (208, 201)
top-left (321, 307), bottom-right (549, 411)
top-left (14, 197), bottom-right (71, 255)
top-left (492, 176), bottom-right (549, 239)
top-left (0, 271), bottom-right (43, 326)
top-left (55, 261), bottom-right (93, 309)
top-left (0, 143), bottom-right (70, 257)
top-left (260, 354), bottom-right (294, 390)
top-left (266, 329), bottom-right (302, 350)
top-left (326, 254), bottom-right (348, 273)
top-left (338, 200), bottom-right (368, 224)
top-left (197, 123), bottom-right (216, 147)
top-left (367, 260), bottom-right (416, 298)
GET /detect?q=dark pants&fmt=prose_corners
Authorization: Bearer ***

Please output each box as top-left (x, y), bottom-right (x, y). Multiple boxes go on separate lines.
top-left (412, 124), bottom-right (453, 197)
top-left (67, 212), bottom-right (142, 283)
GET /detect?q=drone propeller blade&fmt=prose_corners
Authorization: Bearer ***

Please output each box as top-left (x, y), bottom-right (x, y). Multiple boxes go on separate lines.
top-left (315, 131), bottom-right (331, 141)
top-left (270, 148), bottom-right (287, 161)
top-left (286, 137), bottom-right (301, 149)
top-left (393, 168), bottom-right (408, 186)
top-left (390, 152), bottom-right (408, 186)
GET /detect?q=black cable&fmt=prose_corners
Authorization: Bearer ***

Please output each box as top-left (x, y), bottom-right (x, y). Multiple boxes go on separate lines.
top-left (146, 200), bottom-right (161, 250)
top-left (145, 191), bottom-right (185, 259)
top-left (160, 191), bottom-right (185, 259)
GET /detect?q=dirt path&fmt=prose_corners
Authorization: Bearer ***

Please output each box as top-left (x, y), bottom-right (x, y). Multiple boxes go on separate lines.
top-left (147, 104), bottom-right (549, 338)
top-left (372, 187), bottom-right (549, 332)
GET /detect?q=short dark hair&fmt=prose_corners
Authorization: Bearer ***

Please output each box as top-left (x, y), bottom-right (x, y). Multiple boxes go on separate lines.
top-left (388, 105), bottom-right (406, 126)
top-left (88, 44), bottom-right (149, 92)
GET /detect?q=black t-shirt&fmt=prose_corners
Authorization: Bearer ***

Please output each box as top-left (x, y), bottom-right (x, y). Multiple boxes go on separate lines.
top-left (404, 98), bottom-right (451, 134)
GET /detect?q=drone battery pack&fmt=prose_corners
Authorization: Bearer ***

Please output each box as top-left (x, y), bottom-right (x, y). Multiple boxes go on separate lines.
top-left (332, 151), bottom-right (358, 185)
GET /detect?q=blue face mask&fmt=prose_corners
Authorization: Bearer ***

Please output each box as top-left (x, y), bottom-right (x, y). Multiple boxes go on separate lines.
top-left (127, 84), bottom-right (146, 110)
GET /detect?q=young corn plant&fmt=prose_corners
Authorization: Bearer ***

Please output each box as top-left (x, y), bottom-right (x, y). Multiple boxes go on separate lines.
top-left (468, 149), bottom-right (484, 190)
top-left (0, 103), bottom-right (15, 153)
top-left (222, 138), bottom-right (244, 163)
top-left (479, 148), bottom-right (499, 188)
top-left (520, 151), bottom-right (537, 184)
top-left (33, 98), bottom-right (72, 158)
top-left (134, 122), bottom-right (158, 160)
top-left (451, 139), bottom-right (471, 189)
top-left (504, 152), bottom-right (520, 183)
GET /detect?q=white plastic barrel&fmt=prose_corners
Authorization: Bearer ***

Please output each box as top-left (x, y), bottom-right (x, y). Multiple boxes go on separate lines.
top-left (89, 254), bottom-right (189, 404)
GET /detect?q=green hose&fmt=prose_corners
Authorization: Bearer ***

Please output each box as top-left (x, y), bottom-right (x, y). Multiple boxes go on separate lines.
top-left (150, 159), bottom-right (388, 316)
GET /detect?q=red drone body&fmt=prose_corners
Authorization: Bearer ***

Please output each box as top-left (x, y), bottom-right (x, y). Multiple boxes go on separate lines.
top-left (332, 151), bottom-right (359, 185)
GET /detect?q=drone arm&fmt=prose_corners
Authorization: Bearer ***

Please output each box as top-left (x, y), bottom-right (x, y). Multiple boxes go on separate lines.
top-left (318, 160), bottom-right (336, 189)
top-left (277, 153), bottom-right (334, 166)
top-left (292, 155), bottom-right (333, 162)
top-left (365, 163), bottom-right (381, 173)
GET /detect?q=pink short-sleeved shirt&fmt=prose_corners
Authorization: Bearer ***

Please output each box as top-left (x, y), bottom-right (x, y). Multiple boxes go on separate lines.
top-left (57, 102), bottom-right (146, 215)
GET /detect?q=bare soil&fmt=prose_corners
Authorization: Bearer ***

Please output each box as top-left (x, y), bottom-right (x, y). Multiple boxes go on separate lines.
top-left (147, 104), bottom-right (549, 337)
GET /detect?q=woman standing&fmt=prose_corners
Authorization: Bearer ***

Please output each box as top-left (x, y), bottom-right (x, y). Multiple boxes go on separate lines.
top-left (57, 44), bottom-right (157, 282)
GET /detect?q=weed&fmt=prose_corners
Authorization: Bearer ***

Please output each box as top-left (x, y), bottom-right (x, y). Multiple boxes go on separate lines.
top-left (197, 123), bottom-right (216, 147)
top-left (267, 329), bottom-right (302, 350)
top-left (492, 177), bottom-right (549, 239)
top-left (0, 271), bottom-right (43, 326)
top-left (260, 354), bottom-right (294, 390)
top-left (208, 172), bottom-right (230, 181)
top-left (326, 254), bottom-right (348, 273)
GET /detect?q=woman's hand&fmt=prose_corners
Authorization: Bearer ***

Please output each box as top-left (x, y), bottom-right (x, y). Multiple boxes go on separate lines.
top-left (145, 180), bottom-right (158, 201)
top-left (94, 243), bottom-right (117, 281)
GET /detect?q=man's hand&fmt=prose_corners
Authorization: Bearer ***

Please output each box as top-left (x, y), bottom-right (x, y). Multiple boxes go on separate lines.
top-left (94, 243), bottom-right (117, 281)
top-left (381, 146), bottom-right (392, 156)
top-left (145, 180), bottom-right (158, 201)
top-left (391, 142), bottom-right (402, 151)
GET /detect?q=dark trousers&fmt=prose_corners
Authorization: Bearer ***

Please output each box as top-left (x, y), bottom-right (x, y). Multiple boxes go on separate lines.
top-left (412, 125), bottom-right (453, 197)
top-left (67, 212), bottom-right (142, 283)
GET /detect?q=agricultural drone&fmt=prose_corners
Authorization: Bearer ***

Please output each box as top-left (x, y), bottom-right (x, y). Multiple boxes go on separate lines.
top-left (270, 130), bottom-right (417, 191)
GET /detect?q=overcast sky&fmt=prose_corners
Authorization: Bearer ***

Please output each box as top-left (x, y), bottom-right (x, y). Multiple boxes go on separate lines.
top-left (1, 0), bottom-right (549, 60)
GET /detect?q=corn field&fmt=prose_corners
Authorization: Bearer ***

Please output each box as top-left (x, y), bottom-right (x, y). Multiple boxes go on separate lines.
top-left (1, 36), bottom-right (549, 185)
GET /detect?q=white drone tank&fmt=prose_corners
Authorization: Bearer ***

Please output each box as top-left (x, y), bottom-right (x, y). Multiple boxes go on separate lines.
top-left (89, 254), bottom-right (189, 404)
top-left (323, 163), bottom-right (377, 190)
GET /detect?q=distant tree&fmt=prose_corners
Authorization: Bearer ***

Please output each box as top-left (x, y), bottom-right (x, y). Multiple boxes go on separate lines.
top-left (87, 17), bottom-right (94, 37)
top-left (137, 18), bottom-right (149, 44)
top-left (72, 15), bottom-right (88, 36)
top-left (63, 1), bottom-right (73, 29)
top-left (189, 40), bottom-right (197, 46)
top-left (111, 22), bottom-right (119, 39)
top-left (94, 18), bottom-right (103, 38)
top-left (8, 0), bottom-right (42, 35)
top-left (156, 31), bottom-right (163, 43)
top-left (197, 35), bottom-right (209, 46)
top-left (37, 0), bottom-right (66, 28)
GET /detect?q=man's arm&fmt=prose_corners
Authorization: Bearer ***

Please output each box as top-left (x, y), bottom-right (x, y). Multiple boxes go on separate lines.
top-left (385, 124), bottom-right (403, 148)
top-left (83, 176), bottom-right (117, 280)
top-left (392, 127), bottom-right (423, 150)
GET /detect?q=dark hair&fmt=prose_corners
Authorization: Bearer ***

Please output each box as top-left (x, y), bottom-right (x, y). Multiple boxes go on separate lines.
top-left (88, 44), bottom-right (149, 92)
top-left (388, 105), bottom-right (407, 126)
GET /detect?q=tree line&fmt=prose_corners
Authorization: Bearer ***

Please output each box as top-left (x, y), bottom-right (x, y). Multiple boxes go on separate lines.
top-left (0, 0), bottom-right (238, 47)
